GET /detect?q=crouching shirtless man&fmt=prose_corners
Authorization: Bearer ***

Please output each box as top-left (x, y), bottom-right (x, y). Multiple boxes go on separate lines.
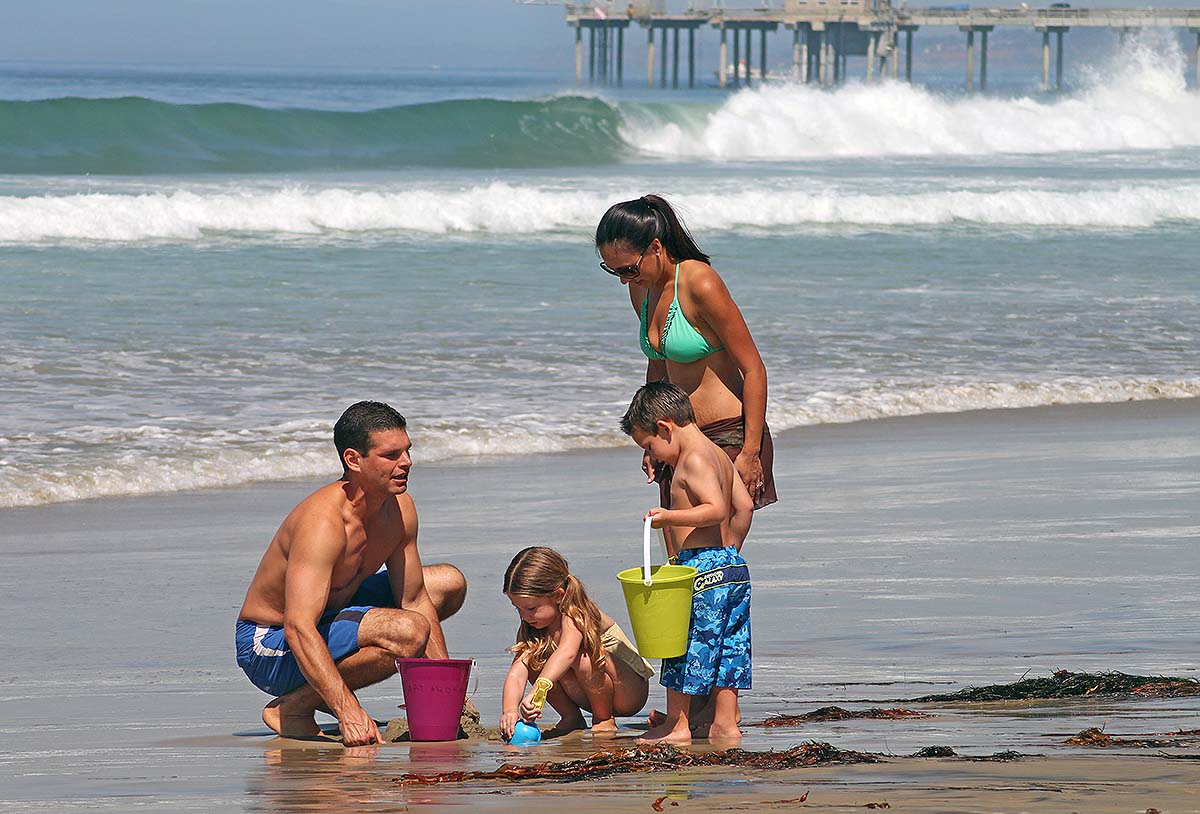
top-left (236, 401), bottom-right (467, 746)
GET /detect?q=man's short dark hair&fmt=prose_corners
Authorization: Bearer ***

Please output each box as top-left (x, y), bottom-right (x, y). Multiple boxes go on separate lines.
top-left (620, 380), bottom-right (695, 436)
top-left (334, 401), bottom-right (407, 471)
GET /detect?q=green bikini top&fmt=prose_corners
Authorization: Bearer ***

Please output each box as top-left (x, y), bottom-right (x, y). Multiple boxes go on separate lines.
top-left (640, 263), bottom-right (725, 364)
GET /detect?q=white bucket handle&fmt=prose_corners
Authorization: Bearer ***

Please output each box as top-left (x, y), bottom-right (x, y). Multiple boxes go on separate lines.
top-left (466, 658), bottom-right (479, 700)
top-left (642, 516), bottom-right (654, 587)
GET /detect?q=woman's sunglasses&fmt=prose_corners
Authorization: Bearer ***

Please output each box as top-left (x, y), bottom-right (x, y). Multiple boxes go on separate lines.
top-left (599, 246), bottom-right (648, 279)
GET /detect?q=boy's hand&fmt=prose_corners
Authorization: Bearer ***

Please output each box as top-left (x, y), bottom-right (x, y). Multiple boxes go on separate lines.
top-left (645, 506), bottom-right (669, 528)
top-left (641, 449), bottom-right (656, 484)
top-left (499, 710), bottom-right (520, 741)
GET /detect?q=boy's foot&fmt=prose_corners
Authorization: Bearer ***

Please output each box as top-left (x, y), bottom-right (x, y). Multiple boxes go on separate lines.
top-left (637, 720), bottom-right (692, 746)
top-left (646, 709), bottom-right (668, 728)
top-left (263, 699), bottom-right (321, 739)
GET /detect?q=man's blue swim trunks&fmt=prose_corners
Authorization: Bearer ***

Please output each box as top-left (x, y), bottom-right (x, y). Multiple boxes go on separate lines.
top-left (660, 546), bottom-right (752, 696)
top-left (235, 571), bottom-right (396, 697)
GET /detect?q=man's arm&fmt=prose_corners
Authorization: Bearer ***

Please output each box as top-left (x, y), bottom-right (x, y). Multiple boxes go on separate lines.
top-left (386, 496), bottom-right (450, 659)
top-left (283, 514), bottom-right (382, 744)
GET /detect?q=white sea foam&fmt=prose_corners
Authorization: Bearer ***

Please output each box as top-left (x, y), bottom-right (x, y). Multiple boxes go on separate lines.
top-left (624, 39), bottom-right (1200, 159)
top-left (2, 378), bottom-right (1194, 508)
top-left (3, 179), bottom-right (1200, 243)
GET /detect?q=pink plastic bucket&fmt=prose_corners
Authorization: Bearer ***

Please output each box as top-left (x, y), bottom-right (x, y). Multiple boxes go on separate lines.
top-left (394, 657), bottom-right (473, 741)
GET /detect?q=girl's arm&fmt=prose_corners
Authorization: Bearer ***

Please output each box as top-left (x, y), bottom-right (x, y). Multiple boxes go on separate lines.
top-left (534, 616), bottom-right (583, 687)
top-left (500, 654), bottom-right (530, 740)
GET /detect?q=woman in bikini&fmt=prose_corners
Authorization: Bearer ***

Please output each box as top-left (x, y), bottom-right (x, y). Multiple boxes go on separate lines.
top-left (595, 194), bottom-right (775, 547)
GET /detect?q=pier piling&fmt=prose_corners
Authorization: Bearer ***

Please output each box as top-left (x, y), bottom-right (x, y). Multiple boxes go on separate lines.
top-left (555, 3), bottom-right (1200, 94)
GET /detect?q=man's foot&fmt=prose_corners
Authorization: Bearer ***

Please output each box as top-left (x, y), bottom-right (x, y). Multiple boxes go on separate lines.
top-left (637, 720), bottom-right (692, 746)
top-left (263, 698), bottom-right (321, 739)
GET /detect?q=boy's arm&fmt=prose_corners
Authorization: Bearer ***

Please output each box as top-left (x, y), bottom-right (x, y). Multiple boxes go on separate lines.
top-left (646, 456), bottom-right (727, 530)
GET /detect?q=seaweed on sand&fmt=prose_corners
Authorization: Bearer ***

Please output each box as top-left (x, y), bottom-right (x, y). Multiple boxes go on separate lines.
top-left (908, 670), bottom-right (1200, 702)
top-left (752, 707), bottom-right (926, 727)
top-left (1065, 727), bottom-right (1200, 748)
top-left (392, 742), bottom-right (879, 786)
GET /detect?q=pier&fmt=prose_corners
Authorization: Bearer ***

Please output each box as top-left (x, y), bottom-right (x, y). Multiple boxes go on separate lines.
top-left (529, 1), bottom-right (1200, 91)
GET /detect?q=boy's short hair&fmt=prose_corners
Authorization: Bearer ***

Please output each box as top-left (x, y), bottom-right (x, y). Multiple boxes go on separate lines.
top-left (620, 380), bottom-right (696, 436)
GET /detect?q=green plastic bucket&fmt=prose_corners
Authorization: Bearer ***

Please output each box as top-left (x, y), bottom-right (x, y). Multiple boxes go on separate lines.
top-left (616, 519), bottom-right (698, 659)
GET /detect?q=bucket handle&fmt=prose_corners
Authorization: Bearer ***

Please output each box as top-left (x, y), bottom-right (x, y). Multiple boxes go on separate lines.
top-left (642, 516), bottom-right (654, 586)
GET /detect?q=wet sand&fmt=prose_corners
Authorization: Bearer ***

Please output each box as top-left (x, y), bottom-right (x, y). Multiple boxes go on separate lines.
top-left (2, 397), bottom-right (1198, 811)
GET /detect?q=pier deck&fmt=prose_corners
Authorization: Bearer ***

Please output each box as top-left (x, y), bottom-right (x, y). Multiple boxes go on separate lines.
top-left (541, 1), bottom-right (1200, 90)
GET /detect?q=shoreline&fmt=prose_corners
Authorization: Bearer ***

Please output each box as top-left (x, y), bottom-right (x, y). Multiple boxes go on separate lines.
top-left (3, 394), bottom-right (1196, 516)
top-left (3, 393), bottom-right (1197, 811)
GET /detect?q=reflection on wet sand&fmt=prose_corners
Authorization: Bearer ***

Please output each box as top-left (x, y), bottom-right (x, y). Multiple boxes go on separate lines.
top-left (252, 744), bottom-right (393, 813)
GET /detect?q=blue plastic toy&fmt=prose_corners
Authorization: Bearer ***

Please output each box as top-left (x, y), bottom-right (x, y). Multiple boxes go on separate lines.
top-left (507, 677), bottom-right (552, 745)
top-left (508, 720), bottom-right (542, 745)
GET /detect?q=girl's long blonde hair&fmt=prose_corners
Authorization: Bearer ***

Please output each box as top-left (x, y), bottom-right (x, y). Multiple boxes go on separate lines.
top-left (503, 546), bottom-right (606, 673)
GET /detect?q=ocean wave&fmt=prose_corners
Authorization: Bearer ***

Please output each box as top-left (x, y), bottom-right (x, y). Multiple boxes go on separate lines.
top-left (2, 181), bottom-right (1198, 242)
top-left (2, 377), bottom-right (1194, 508)
top-left (0, 94), bottom-right (626, 175)
top-left (625, 40), bottom-right (1200, 159)
top-left (1, 43), bottom-right (1198, 177)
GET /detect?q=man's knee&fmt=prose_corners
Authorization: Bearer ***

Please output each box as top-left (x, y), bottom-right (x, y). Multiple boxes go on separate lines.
top-left (360, 608), bottom-right (430, 654)
top-left (424, 563), bottom-right (468, 620)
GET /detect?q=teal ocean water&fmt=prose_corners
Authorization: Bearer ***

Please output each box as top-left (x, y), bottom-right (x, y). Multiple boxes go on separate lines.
top-left (1, 50), bottom-right (1197, 507)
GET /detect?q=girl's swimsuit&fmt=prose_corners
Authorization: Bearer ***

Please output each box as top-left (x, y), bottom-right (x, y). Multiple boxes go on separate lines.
top-left (640, 263), bottom-right (724, 363)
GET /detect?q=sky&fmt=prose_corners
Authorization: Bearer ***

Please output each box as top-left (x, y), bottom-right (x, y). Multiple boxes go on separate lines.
top-left (1, 0), bottom-right (1192, 71)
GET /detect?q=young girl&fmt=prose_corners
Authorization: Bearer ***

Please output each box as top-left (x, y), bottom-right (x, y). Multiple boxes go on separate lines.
top-left (499, 546), bottom-right (653, 740)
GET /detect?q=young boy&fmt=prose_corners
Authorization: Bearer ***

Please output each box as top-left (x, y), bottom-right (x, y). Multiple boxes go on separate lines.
top-left (620, 381), bottom-right (753, 745)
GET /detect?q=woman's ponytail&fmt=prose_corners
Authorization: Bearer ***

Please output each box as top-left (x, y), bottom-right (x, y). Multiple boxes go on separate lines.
top-left (595, 194), bottom-right (710, 265)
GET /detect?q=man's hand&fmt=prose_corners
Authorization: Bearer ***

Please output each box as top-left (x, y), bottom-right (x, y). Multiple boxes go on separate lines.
top-left (338, 702), bottom-right (384, 747)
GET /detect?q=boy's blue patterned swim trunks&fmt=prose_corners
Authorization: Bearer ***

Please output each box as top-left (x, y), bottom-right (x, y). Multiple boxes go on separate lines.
top-left (660, 546), bottom-right (752, 695)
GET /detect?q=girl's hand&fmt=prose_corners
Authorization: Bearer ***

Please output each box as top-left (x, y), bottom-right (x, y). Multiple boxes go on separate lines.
top-left (499, 711), bottom-right (520, 741)
top-left (519, 692), bottom-right (543, 721)
top-left (644, 506), bottom-right (668, 528)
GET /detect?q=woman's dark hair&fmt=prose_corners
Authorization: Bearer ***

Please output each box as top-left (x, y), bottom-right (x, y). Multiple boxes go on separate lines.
top-left (594, 194), bottom-right (710, 265)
